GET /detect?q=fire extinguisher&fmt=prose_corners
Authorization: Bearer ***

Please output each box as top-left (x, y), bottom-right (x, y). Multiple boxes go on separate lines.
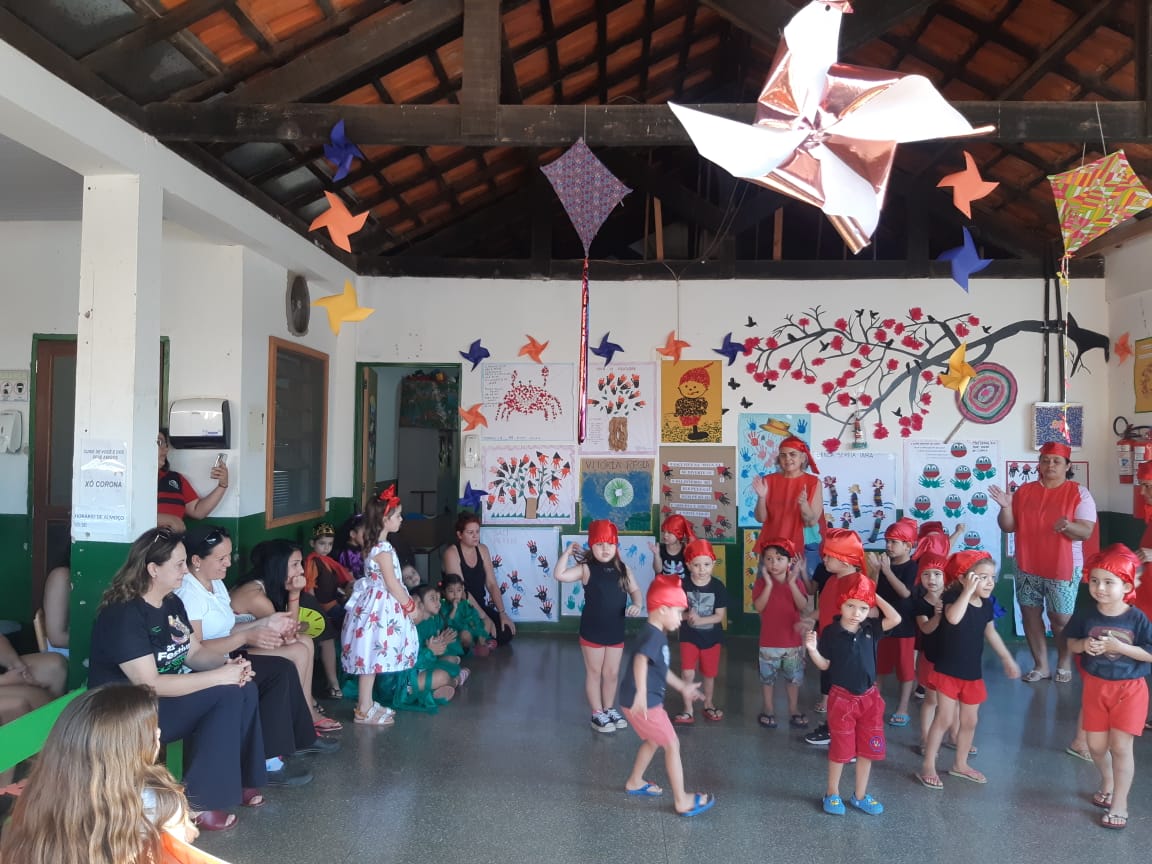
top-left (1114, 417), bottom-right (1152, 485)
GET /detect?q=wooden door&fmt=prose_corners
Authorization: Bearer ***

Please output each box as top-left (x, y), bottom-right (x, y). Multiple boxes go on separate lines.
top-left (31, 339), bottom-right (76, 613)
top-left (359, 366), bottom-right (378, 508)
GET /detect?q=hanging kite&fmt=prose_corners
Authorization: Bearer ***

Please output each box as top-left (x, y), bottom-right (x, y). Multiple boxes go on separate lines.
top-left (1048, 150), bottom-right (1152, 258)
top-left (540, 139), bottom-right (631, 441)
top-left (668, 0), bottom-right (992, 253)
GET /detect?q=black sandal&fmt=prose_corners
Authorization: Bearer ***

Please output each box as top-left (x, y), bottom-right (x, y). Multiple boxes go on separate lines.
top-left (789, 713), bottom-right (809, 728)
top-left (758, 713), bottom-right (777, 729)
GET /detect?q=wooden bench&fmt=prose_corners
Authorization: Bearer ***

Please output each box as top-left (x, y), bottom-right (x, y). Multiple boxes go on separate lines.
top-left (0, 689), bottom-right (182, 778)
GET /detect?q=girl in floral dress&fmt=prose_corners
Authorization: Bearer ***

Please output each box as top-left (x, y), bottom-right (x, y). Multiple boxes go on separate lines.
top-left (341, 485), bottom-right (418, 725)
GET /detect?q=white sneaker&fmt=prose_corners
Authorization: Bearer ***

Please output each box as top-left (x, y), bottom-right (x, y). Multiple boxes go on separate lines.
top-left (605, 707), bottom-right (628, 729)
top-left (590, 711), bottom-right (616, 733)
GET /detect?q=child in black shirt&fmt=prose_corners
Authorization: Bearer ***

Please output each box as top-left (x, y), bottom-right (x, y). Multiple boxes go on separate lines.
top-left (619, 575), bottom-right (714, 817)
top-left (869, 518), bottom-right (919, 727)
top-left (1065, 544), bottom-right (1152, 830)
top-left (804, 572), bottom-right (901, 816)
top-left (674, 539), bottom-right (729, 724)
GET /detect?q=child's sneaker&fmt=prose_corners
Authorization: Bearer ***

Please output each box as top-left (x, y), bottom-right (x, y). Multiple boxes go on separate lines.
top-left (913, 684), bottom-right (926, 700)
top-left (804, 724), bottom-right (831, 745)
top-left (605, 707), bottom-right (628, 729)
top-left (590, 711), bottom-right (616, 733)
top-left (849, 794), bottom-right (884, 815)
top-left (822, 794), bottom-right (845, 815)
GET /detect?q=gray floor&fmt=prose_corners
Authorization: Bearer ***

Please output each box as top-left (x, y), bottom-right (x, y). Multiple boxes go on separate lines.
top-left (197, 635), bottom-right (1151, 863)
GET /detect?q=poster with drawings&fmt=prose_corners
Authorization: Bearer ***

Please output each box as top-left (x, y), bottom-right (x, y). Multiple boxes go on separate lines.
top-left (481, 363), bottom-right (574, 441)
top-left (741, 529), bottom-right (759, 614)
top-left (583, 362), bottom-right (657, 454)
top-left (479, 526), bottom-right (561, 623)
top-left (559, 534), bottom-right (655, 616)
top-left (736, 413), bottom-right (811, 527)
top-left (578, 457), bottom-right (654, 532)
top-left (903, 439), bottom-right (1001, 568)
top-left (819, 453), bottom-right (898, 548)
top-left (480, 446), bottom-right (577, 524)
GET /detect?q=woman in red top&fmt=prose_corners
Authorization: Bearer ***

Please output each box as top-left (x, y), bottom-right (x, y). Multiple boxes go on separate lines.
top-left (1133, 461), bottom-right (1152, 623)
top-left (752, 437), bottom-right (824, 573)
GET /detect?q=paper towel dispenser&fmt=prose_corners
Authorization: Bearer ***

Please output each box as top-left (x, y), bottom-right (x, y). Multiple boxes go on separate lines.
top-left (169, 399), bottom-right (230, 449)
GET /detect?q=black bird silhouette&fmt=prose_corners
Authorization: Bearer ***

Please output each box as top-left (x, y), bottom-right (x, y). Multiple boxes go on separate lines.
top-left (854, 309), bottom-right (865, 317)
top-left (1067, 313), bottom-right (1110, 375)
top-left (740, 397), bottom-right (753, 409)
top-left (721, 408), bottom-right (730, 415)
top-left (892, 407), bottom-right (903, 418)
top-left (819, 341), bottom-right (830, 351)
top-left (981, 326), bottom-right (992, 334)
top-left (727, 377), bottom-right (741, 390)
top-left (745, 315), bottom-right (758, 328)
top-left (787, 333), bottom-right (798, 342)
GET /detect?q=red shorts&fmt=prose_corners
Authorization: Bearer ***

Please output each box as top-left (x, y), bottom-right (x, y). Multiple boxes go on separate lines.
top-left (579, 637), bottom-right (624, 649)
top-left (1081, 673), bottom-right (1149, 737)
top-left (827, 685), bottom-right (886, 764)
top-left (680, 642), bottom-right (721, 678)
top-left (929, 670), bottom-right (987, 705)
top-left (917, 655), bottom-right (936, 690)
top-left (621, 705), bottom-right (676, 748)
top-left (877, 637), bottom-right (915, 682)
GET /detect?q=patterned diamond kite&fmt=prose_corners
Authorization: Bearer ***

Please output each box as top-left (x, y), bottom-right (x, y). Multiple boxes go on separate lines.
top-left (1048, 150), bottom-right (1152, 256)
top-left (540, 138), bottom-right (631, 256)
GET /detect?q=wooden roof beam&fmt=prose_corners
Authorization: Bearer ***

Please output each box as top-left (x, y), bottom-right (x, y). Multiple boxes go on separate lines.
top-left (144, 101), bottom-right (1150, 146)
top-left (461, 0), bottom-right (501, 138)
top-left (80, 0), bottom-right (229, 66)
top-left (222, 0), bottom-right (464, 103)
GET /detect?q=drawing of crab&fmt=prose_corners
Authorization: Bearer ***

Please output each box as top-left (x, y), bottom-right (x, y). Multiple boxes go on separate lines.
top-left (495, 366), bottom-right (563, 421)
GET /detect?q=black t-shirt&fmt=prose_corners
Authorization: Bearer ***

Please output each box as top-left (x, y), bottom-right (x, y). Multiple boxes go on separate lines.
top-left (579, 560), bottom-right (629, 645)
top-left (619, 623), bottom-right (670, 709)
top-left (811, 563), bottom-right (831, 595)
top-left (912, 585), bottom-right (942, 663)
top-left (817, 617), bottom-right (883, 695)
top-left (680, 576), bottom-right (729, 649)
top-left (1065, 605), bottom-right (1152, 681)
top-left (877, 559), bottom-right (917, 638)
top-left (659, 543), bottom-right (686, 578)
top-left (932, 586), bottom-right (995, 680)
top-left (88, 595), bottom-right (194, 687)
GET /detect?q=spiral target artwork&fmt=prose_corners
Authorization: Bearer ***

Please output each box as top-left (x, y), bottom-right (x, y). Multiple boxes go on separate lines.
top-left (956, 363), bottom-right (1017, 424)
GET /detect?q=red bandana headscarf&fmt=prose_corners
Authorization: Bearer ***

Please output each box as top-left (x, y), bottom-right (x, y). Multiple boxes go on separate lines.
top-left (1040, 441), bottom-right (1072, 460)
top-left (660, 514), bottom-right (694, 542)
top-left (838, 572), bottom-right (877, 608)
top-left (1086, 544), bottom-right (1141, 605)
top-left (647, 574), bottom-right (688, 609)
top-left (885, 518), bottom-right (918, 545)
top-left (821, 528), bottom-right (865, 573)
top-left (945, 550), bottom-right (993, 587)
top-left (778, 436), bottom-right (818, 474)
top-left (755, 536), bottom-right (797, 559)
top-left (684, 538), bottom-right (716, 561)
top-left (587, 520), bottom-right (618, 546)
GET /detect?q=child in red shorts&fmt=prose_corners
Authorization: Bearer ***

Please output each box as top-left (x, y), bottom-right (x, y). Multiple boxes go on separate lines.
top-left (918, 551), bottom-right (1020, 789)
top-left (804, 572), bottom-right (901, 816)
top-left (619, 575), bottom-right (714, 817)
top-left (1065, 544), bottom-right (1152, 830)
top-left (912, 553), bottom-right (948, 752)
top-left (869, 518), bottom-right (919, 727)
top-left (673, 539), bottom-right (729, 724)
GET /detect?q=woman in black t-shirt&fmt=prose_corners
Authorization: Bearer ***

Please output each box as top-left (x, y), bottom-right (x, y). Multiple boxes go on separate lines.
top-left (88, 527), bottom-right (266, 832)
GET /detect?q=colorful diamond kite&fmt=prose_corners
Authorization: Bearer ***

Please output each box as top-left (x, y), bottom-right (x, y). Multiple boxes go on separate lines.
top-left (1048, 150), bottom-right (1152, 256)
top-left (540, 138), bottom-right (631, 256)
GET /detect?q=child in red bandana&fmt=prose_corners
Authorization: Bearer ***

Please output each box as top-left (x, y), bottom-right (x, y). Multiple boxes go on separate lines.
top-left (804, 572), bottom-right (901, 815)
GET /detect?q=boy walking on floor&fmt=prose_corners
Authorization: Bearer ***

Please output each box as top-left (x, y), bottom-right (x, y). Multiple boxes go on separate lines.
top-left (620, 575), bottom-right (715, 817)
top-left (805, 572), bottom-right (902, 815)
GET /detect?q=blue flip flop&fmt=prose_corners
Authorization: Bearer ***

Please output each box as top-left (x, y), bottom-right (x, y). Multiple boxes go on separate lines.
top-left (678, 793), bottom-right (716, 817)
top-left (626, 782), bottom-right (663, 797)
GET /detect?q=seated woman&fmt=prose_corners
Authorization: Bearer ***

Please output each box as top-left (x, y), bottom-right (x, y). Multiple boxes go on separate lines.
top-left (177, 525), bottom-right (337, 773)
top-left (156, 429), bottom-right (229, 533)
top-left (0, 683), bottom-right (239, 864)
top-left (441, 512), bottom-right (514, 646)
top-left (229, 539), bottom-right (341, 732)
top-left (87, 527), bottom-right (266, 831)
top-left (42, 552), bottom-right (72, 657)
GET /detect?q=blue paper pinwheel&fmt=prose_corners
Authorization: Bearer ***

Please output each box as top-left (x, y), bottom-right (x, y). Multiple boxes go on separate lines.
top-left (938, 227), bottom-right (991, 292)
top-left (713, 332), bottom-right (744, 366)
top-left (458, 482), bottom-right (485, 511)
top-left (459, 339), bottom-right (490, 370)
top-left (589, 332), bottom-right (624, 366)
top-left (323, 120), bottom-right (365, 183)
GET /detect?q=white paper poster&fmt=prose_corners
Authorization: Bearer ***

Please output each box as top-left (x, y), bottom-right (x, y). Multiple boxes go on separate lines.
top-left (481, 363), bottom-right (574, 441)
top-left (73, 438), bottom-right (129, 539)
top-left (479, 526), bottom-right (561, 623)
top-left (559, 534), bottom-right (657, 616)
top-left (819, 452), bottom-right (898, 548)
top-left (903, 439), bottom-right (1001, 568)
top-left (582, 362), bottom-right (657, 454)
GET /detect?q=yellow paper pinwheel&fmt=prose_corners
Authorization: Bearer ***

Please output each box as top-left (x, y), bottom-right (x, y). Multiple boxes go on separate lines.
top-left (938, 344), bottom-right (976, 397)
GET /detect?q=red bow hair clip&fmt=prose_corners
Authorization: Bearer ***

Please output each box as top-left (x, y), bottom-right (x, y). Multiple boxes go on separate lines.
top-left (377, 484), bottom-right (401, 510)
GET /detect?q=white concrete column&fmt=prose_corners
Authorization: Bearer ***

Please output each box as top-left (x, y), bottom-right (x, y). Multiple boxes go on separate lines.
top-left (73, 173), bottom-right (163, 540)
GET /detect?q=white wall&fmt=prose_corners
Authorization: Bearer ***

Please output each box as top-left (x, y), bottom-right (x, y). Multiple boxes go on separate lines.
top-left (357, 275), bottom-right (1111, 510)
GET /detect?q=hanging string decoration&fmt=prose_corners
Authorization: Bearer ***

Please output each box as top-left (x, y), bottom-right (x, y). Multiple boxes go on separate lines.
top-left (541, 139), bottom-right (632, 442)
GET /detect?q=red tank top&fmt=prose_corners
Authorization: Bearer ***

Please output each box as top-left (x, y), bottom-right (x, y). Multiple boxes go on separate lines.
top-left (1013, 481), bottom-right (1082, 581)
top-left (755, 472), bottom-right (821, 555)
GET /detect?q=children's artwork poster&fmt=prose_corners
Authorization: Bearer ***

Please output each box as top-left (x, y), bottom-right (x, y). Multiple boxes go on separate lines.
top-left (1136, 336), bottom-right (1152, 413)
top-left (583, 362), bottom-right (657, 454)
top-left (481, 363), bottom-right (574, 441)
top-left (478, 526), bottom-right (561, 623)
top-left (1003, 457), bottom-right (1091, 638)
top-left (819, 453), bottom-right (898, 548)
top-left (658, 445), bottom-right (737, 542)
top-left (559, 533), bottom-right (656, 616)
top-left (1031, 402), bottom-right (1084, 449)
top-left (578, 457), bottom-right (654, 532)
top-left (902, 439), bottom-right (1002, 568)
top-left (736, 413), bottom-right (811, 527)
top-left (659, 360), bottom-right (723, 443)
top-left (480, 446), bottom-right (577, 524)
